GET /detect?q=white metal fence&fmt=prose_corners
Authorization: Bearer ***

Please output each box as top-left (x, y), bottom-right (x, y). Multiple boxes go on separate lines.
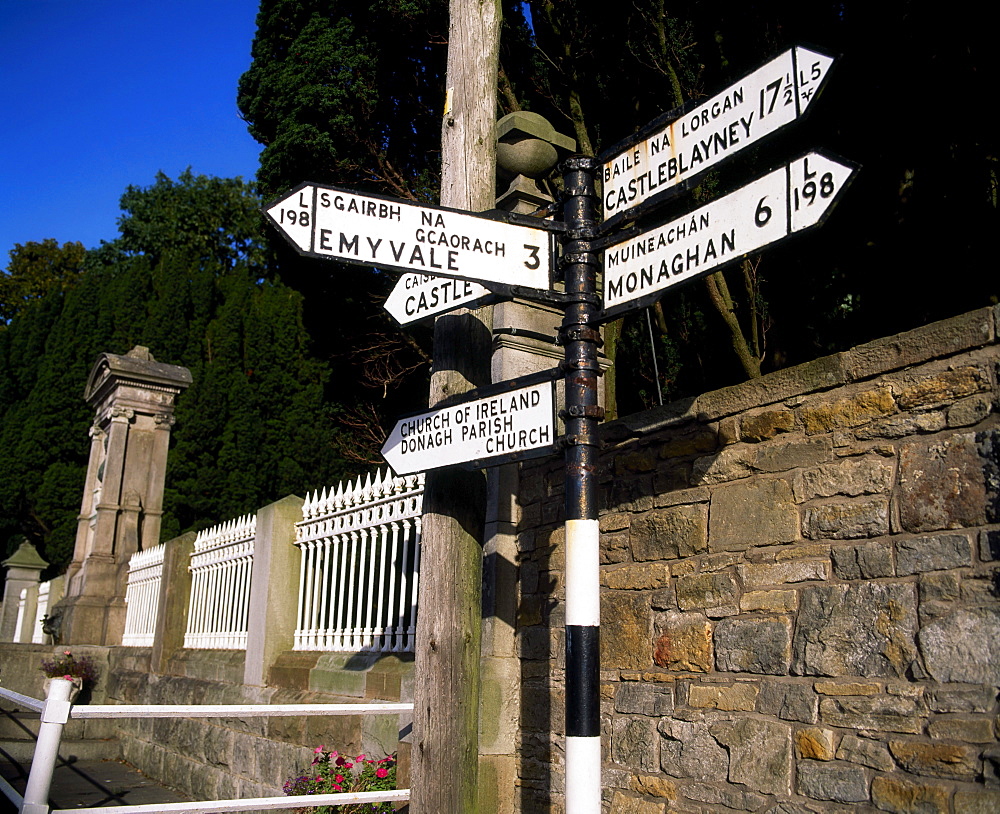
top-left (294, 470), bottom-right (423, 653)
top-left (122, 543), bottom-right (165, 647)
top-left (184, 515), bottom-right (256, 650)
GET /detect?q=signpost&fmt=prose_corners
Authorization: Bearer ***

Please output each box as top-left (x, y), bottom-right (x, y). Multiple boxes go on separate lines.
top-left (601, 45), bottom-right (835, 224)
top-left (264, 43), bottom-right (855, 814)
top-left (380, 373), bottom-right (558, 476)
top-left (264, 182), bottom-right (554, 291)
top-left (601, 152), bottom-right (857, 319)
top-left (383, 273), bottom-right (497, 326)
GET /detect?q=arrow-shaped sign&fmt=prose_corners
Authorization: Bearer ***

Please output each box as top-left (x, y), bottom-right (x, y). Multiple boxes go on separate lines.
top-left (601, 152), bottom-right (857, 320)
top-left (601, 45), bottom-right (836, 225)
top-left (381, 373), bottom-right (558, 475)
top-left (384, 273), bottom-right (499, 326)
top-left (264, 182), bottom-right (554, 291)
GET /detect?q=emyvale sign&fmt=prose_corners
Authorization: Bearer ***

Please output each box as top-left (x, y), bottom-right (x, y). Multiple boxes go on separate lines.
top-left (264, 182), bottom-right (553, 291)
top-left (601, 45), bottom-right (835, 224)
top-left (601, 152), bottom-right (857, 319)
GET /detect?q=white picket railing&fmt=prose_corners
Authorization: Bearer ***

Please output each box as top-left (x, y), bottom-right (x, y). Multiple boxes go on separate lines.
top-left (294, 470), bottom-right (423, 653)
top-left (184, 515), bottom-right (256, 650)
top-left (122, 543), bottom-right (166, 647)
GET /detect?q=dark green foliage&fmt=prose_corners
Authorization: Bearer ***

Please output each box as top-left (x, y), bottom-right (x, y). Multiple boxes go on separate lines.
top-left (0, 172), bottom-right (348, 566)
top-left (0, 239), bottom-right (87, 324)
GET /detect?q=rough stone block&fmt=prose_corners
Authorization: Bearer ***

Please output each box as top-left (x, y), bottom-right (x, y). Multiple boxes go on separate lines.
top-left (793, 583), bottom-right (917, 677)
top-left (615, 682), bottom-right (675, 716)
top-left (652, 611), bottom-right (712, 673)
top-left (603, 563), bottom-right (671, 590)
top-left (738, 560), bottom-right (829, 588)
top-left (711, 717), bottom-right (792, 795)
top-left (740, 408), bottom-right (795, 442)
top-left (687, 683), bottom-right (759, 711)
top-left (927, 686), bottom-right (996, 713)
top-left (657, 428), bottom-right (718, 459)
top-left (866, 411), bottom-right (951, 441)
top-left (980, 529), bottom-right (1000, 562)
top-left (895, 366), bottom-right (987, 410)
top-left (804, 498), bottom-right (890, 540)
top-left (927, 716), bottom-right (996, 743)
top-left (814, 681), bottom-right (881, 696)
top-left (602, 591), bottom-right (651, 671)
top-left (795, 727), bottom-right (837, 760)
top-left (831, 541), bottom-right (894, 579)
top-left (799, 388), bottom-right (897, 435)
top-left (630, 773), bottom-right (677, 800)
top-left (896, 534), bottom-right (972, 575)
top-left (889, 739), bottom-right (980, 779)
top-left (820, 696), bottom-right (924, 734)
top-left (629, 504), bottom-right (707, 561)
top-left (918, 608), bottom-right (1000, 685)
top-left (612, 716), bottom-right (660, 773)
top-left (757, 681), bottom-right (818, 724)
top-left (755, 437), bottom-right (833, 473)
top-left (608, 791), bottom-right (666, 814)
top-left (740, 589), bottom-right (798, 612)
top-left (794, 456), bottom-right (895, 501)
top-left (948, 394), bottom-right (993, 428)
top-left (954, 789), bottom-right (1000, 813)
top-left (682, 781), bottom-right (767, 811)
top-left (676, 572), bottom-right (739, 616)
top-left (709, 478), bottom-right (799, 551)
top-left (898, 432), bottom-right (989, 532)
top-left (836, 734), bottom-right (895, 771)
top-left (691, 444), bottom-right (757, 485)
top-left (715, 616), bottom-right (792, 674)
top-left (797, 760), bottom-right (869, 802)
top-left (658, 718), bottom-right (729, 781)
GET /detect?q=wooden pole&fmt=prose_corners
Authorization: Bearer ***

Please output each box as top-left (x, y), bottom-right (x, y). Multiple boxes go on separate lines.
top-left (410, 1), bottom-right (501, 811)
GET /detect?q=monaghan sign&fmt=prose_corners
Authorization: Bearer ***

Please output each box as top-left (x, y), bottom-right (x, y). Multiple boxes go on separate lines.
top-left (601, 152), bottom-right (857, 319)
top-left (381, 377), bottom-right (557, 476)
top-left (384, 273), bottom-right (497, 326)
top-left (265, 182), bottom-right (553, 291)
top-left (601, 45), bottom-right (835, 223)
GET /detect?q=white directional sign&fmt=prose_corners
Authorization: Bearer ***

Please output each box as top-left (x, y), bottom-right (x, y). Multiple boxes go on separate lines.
top-left (384, 273), bottom-right (497, 325)
top-left (602, 152), bottom-right (857, 318)
top-left (381, 378), bottom-right (556, 476)
top-left (602, 46), bottom-right (835, 222)
top-left (265, 183), bottom-right (553, 290)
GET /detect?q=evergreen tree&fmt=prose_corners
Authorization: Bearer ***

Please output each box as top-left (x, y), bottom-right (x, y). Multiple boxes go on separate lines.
top-left (0, 171), bottom-right (349, 566)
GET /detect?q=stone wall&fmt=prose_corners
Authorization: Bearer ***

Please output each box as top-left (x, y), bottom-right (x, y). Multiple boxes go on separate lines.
top-left (516, 307), bottom-right (1000, 813)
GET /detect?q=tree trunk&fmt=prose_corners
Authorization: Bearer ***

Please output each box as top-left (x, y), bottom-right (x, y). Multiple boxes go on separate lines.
top-left (411, 1), bottom-right (501, 812)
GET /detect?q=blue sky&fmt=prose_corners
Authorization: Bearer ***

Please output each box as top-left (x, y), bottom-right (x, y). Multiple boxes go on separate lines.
top-left (0, 0), bottom-right (264, 263)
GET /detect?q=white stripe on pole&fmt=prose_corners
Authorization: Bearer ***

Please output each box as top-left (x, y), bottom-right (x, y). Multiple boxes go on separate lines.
top-left (566, 735), bottom-right (602, 813)
top-left (565, 518), bottom-right (600, 626)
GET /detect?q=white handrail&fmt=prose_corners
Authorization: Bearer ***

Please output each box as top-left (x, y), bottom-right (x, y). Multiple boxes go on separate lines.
top-left (0, 683), bottom-right (412, 814)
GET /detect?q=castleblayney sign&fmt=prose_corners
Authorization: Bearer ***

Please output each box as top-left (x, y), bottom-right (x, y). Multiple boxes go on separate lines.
top-left (264, 182), bottom-right (553, 291)
top-left (601, 45), bottom-right (835, 224)
top-left (601, 152), bottom-right (857, 319)
top-left (381, 375), bottom-right (557, 476)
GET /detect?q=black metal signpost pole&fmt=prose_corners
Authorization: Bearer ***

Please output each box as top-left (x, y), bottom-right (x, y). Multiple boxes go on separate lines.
top-left (558, 155), bottom-right (603, 813)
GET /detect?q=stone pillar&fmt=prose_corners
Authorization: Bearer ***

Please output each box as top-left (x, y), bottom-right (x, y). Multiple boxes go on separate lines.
top-left (479, 113), bottom-right (576, 813)
top-left (244, 495), bottom-right (304, 687)
top-left (150, 532), bottom-right (196, 675)
top-left (56, 346), bottom-right (191, 646)
top-left (1, 540), bottom-right (48, 642)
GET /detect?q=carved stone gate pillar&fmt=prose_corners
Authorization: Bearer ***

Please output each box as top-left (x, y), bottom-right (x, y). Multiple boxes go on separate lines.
top-left (56, 346), bottom-right (191, 645)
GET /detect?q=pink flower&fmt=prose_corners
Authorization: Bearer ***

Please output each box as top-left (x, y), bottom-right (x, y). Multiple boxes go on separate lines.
top-left (357, 753), bottom-right (366, 761)
top-left (314, 745), bottom-right (325, 754)
top-left (335, 774), bottom-right (344, 783)
top-left (63, 650), bottom-right (72, 656)
top-left (332, 783), bottom-right (342, 792)
top-left (376, 767), bottom-right (389, 779)
top-left (63, 674), bottom-right (73, 680)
